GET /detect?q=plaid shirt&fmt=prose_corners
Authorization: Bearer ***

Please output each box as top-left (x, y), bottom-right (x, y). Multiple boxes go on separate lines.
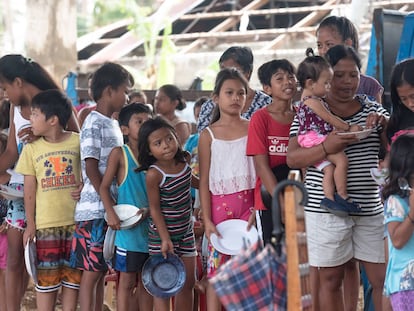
top-left (211, 242), bottom-right (287, 311)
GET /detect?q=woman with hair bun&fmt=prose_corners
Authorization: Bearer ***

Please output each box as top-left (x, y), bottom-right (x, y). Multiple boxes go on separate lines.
top-left (316, 15), bottom-right (384, 103)
top-left (154, 84), bottom-right (191, 146)
top-left (288, 45), bottom-right (388, 311)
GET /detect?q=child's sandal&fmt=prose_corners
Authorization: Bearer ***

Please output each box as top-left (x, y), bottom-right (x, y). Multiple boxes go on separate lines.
top-left (334, 193), bottom-right (361, 213)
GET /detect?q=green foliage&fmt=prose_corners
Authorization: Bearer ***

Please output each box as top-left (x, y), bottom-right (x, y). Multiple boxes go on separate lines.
top-left (93, 0), bottom-right (130, 27)
top-left (77, 15), bottom-right (90, 37)
top-left (81, 0), bottom-right (178, 88)
top-left (202, 61), bottom-right (220, 91)
top-left (127, 1), bottom-right (177, 88)
top-left (128, 6), bottom-right (156, 68)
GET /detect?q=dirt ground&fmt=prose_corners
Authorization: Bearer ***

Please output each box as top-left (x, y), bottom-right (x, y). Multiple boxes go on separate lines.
top-left (21, 284), bottom-right (37, 311)
top-left (21, 281), bottom-right (365, 310)
top-left (21, 281), bottom-right (114, 311)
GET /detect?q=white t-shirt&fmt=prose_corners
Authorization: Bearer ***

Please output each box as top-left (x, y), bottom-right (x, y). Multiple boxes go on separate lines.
top-left (75, 111), bottom-right (123, 221)
top-left (9, 106), bottom-right (30, 184)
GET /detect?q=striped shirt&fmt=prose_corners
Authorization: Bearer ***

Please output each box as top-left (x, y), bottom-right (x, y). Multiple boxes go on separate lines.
top-left (290, 95), bottom-right (389, 216)
top-left (149, 164), bottom-right (193, 239)
top-left (75, 111), bottom-right (123, 221)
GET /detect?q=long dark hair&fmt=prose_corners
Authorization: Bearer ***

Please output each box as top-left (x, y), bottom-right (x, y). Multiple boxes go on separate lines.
top-left (137, 117), bottom-right (187, 171)
top-left (158, 84), bottom-right (186, 111)
top-left (387, 58), bottom-right (414, 142)
top-left (382, 134), bottom-right (414, 200)
top-left (210, 67), bottom-right (248, 124)
top-left (0, 99), bottom-right (10, 130)
top-left (0, 54), bottom-right (59, 90)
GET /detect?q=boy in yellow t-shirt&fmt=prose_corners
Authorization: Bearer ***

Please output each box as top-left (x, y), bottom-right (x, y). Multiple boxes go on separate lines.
top-left (15, 90), bottom-right (81, 310)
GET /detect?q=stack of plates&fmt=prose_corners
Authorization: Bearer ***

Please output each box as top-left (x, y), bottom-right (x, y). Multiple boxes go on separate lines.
top-left (104, 204), bottom-right (143, 229)
top-left (103, 204), bottom-right (144, 261)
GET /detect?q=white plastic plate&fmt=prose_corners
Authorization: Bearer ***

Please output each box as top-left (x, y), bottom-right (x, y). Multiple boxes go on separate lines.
top-left (370, 167), bottom-right (388, 186)
top-left (103, 228), bottom-right (116, 261)
top-left (24, 239), bottom-right (38, 283)
top-left (104, 204), bottom-right (143, 229)
top-left (336, 128), bottom-right (373, 140)
top-left (210, 219), bottom-right (259, 255)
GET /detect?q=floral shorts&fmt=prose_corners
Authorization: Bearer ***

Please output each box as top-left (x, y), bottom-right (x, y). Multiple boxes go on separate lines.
top-left (35, 225), bottom-right (81, 292)
top-left (207, 243), bottom-right (231, 279)
top-left (5, 183), bottom-right (25, 230)
top-left (70, 219), bottom-right (108, 272)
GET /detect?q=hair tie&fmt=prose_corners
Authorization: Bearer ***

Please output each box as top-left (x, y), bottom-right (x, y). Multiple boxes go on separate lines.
top-left (306, 48), bottom-right (315, 57)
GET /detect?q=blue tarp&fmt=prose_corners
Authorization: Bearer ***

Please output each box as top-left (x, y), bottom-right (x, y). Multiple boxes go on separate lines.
top-left (396, 13), bottom-right (414, 62)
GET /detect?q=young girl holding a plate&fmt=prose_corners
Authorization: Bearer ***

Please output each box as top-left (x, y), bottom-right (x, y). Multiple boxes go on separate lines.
top-left (198, 68), bottom-right (257, 310)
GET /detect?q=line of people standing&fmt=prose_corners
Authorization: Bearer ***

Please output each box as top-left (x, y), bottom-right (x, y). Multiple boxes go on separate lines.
top-left (0, 14), bottom-right (413, 311)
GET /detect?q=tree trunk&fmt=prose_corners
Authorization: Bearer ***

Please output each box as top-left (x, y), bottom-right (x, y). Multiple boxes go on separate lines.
top-left (25, 0), bottom-right (77, 84)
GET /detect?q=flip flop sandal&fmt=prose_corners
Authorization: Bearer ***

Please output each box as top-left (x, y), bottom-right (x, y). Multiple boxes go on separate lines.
top-left (320, 197), bottom-right (349, 217)
top-left (333, 194), bottom-right (362, 213)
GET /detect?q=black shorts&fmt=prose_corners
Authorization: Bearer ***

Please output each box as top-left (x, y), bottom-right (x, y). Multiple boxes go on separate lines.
top-left (112, 247), bottom-right (149, 273)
